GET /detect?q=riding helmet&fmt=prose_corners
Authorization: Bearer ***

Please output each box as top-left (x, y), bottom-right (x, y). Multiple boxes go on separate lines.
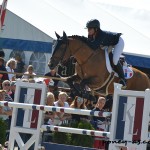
top-left (86, 19), bottom-right (100, 28)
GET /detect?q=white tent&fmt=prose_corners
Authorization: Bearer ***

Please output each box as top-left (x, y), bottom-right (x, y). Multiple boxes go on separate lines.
top-left (0, 9), bottom-right (53, 53)
top-left (0, 0), bottom-right (150, 68)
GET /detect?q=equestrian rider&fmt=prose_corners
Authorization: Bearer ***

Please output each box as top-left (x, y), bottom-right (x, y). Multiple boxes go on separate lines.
top-left (85, 19), bottom-right (126, 88)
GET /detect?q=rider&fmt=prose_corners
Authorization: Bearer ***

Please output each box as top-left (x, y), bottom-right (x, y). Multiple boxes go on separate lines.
top-left (85, 19), bottom-right (126, 88)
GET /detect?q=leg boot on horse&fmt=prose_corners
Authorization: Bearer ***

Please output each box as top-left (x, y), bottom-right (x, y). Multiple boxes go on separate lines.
top-left (114, 61), bottom-right (127, 89)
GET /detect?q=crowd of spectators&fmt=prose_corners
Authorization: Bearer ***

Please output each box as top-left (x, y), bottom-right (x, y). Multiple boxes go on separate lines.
top-left (0, 53), bottom-right (112, 149)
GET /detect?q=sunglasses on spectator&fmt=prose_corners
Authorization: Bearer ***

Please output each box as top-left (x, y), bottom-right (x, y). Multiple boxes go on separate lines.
top-left (4, 83), bottom-right (10, 86)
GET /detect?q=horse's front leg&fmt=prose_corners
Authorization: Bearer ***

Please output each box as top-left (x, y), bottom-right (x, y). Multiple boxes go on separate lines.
top-left (62, 74), bottom-right (83, 97)
top-left (80, 79), bottom-right (96, 101)
top-left (61, 74), bottom-right (81, 90)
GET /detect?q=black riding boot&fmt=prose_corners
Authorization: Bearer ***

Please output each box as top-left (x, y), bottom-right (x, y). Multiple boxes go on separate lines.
top-left (115, 61), bottom-right (127, 88)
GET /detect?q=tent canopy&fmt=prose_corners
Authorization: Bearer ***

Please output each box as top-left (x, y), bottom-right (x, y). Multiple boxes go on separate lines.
top-left (0, 0), bottom-right (150, 68)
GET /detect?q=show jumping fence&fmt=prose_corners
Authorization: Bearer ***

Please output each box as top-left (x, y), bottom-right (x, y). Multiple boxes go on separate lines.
top-left (0, 81), bottom-right (150, 150)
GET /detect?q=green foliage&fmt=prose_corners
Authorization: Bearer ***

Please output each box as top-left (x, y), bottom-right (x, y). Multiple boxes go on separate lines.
top-left (52, 120), bottom-right (95, 148)
top-left (52, 124), bottom-right (71, 145)
top-left (0, 118), bottom-right (7, 145)
top-left (70, 120), bottom-right (94, 148)
top-left (52, 132), bottom-right (71, 145)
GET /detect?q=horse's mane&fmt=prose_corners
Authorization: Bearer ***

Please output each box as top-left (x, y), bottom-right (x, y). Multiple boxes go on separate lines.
top-left (69, 35), bottom-right (91, 47)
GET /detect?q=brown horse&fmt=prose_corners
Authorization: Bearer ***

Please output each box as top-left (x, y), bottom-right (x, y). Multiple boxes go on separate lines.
top-left (49, 32), bottom-right (150, 96)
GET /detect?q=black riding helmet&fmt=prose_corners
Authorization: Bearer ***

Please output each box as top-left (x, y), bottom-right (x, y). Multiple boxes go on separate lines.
top-left (86, 19), bottom-right (100, 28)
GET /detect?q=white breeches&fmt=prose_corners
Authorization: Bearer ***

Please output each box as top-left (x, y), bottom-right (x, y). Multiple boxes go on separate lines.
top-left (113, 37), bottom-right (124, 65)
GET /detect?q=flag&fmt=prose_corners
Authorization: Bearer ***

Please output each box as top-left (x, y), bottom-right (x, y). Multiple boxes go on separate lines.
top-left (0, 0), bottom-right (7, 31)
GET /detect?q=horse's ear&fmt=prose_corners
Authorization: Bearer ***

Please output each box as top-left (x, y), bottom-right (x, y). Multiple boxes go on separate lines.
top-left (55, 31), bottom-right (60, 39)
top-left (63, 31), bottom-right (67, 41)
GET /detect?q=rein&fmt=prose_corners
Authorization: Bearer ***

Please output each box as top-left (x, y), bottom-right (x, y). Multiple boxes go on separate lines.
top-left (70, 40), bottom-right (96, 78)
top-left (72, 41), bottom-right (95, 66)
top-left (61, 39), bottom-right (83, 63)
top-left (59, 41), bottom-right (69, 63)
top-left (58, 38), bottom-right (96, 72)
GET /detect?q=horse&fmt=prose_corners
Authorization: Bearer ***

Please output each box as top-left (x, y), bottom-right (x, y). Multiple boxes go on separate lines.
top-left (48, 32), bottom-right (150, 96)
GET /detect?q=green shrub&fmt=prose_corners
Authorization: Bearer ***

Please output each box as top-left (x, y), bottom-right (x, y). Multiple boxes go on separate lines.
top-left (52, 120), bottom-right (94, 148)
top-left (70, 120), bottom-right (94, 148)
top-left (0, 118), bottom-right (7, 145)
top-left (52, 124), bottom-right (71, 145)
top-left (52, 132), bottom-right (71, 145)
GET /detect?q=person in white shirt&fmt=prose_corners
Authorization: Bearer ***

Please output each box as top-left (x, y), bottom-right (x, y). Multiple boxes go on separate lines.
top-left (22, 65), bottom-right (36, 80)
top-left (44, 92), bottom-right (55, 125)
top-left (54, 92), bottom-right (70, 125)
top-left (6, 58), bottom-right (17, 81)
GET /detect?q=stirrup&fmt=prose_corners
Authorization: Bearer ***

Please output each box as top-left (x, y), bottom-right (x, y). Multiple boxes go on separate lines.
top-left (119, 79), bottom-right (127, 89)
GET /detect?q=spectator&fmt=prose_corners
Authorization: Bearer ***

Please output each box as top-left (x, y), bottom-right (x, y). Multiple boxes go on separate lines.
top-left (2, 80), bottom-right (13, 102)
top-left (47, 80), bottom-right (59, 100)
top-left (6, 58), bottom-right (17, 81)
top-left (0, 57), bottom-right (9, 85)
top-left (43, 92), bottom-right (56, 142)
top-left (84, 98), bottom-right (95, 110)
top-left (70, 96), bottom-right (87, 109)
top-left (91, 97), bottom-right (107, 149)
top-left (0, 90), bottom-right (12, 120)
top-left (1, 80), bottom-right (13, 139)
top-left (66, 96), bottom-right (72, 106)
top-left (53, 92), bottom-right (70, 125)
top-left (92, 97), bottom-right (106, 129)
top-left (45, 67), bottom-right (61, 87)
top-left (14, 54), bottom-right (26, 78)
top-left (44, 92), bottom-right (55, 125)
top-left (0, 90), bottom-right (12, 134)
top-left (22, 65), bottom-right (36, 80)
top-left (10, 81), bottom-right (16, 100)
top-left (70, 96), bottom-right (87, 122)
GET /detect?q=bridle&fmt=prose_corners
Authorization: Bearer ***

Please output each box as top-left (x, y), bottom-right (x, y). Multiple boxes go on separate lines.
top-left (52, 37), bottom-right (93, 68)
top-left (51, 40), bottom-right (68, 65)
top-left (53, 38), bottom-right (83, 65)
top-left (59, 40), bottom-right (69, 64)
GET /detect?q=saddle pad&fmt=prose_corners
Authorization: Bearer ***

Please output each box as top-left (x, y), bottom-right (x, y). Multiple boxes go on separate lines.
top-left (105, 48), bottom-right (134, 79)
top-left (123, 66), bottom-right (134, 79)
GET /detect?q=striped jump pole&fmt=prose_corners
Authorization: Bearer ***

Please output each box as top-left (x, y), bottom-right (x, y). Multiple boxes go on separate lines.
top-left (0, 101), bottom-right (111, 118)
top-left (41, 125), bottom-right (110, 138)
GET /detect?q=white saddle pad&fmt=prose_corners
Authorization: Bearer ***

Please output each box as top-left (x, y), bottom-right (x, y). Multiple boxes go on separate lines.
top-left (105, 48), bottom-right (134, 79)
top-left (123, 66), bottom-right (134, 79)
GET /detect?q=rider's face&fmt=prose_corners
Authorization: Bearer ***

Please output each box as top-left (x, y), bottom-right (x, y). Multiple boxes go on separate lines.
top-left (88, 28), bottom-right (95, 36)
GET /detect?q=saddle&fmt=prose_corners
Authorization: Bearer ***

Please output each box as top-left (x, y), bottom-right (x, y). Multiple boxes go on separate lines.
top-left (91, 46), bottom-right (133, 96)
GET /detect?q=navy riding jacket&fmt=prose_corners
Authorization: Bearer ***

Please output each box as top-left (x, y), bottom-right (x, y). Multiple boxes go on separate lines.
top-left (87, 29), bottom-right (122, 50)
